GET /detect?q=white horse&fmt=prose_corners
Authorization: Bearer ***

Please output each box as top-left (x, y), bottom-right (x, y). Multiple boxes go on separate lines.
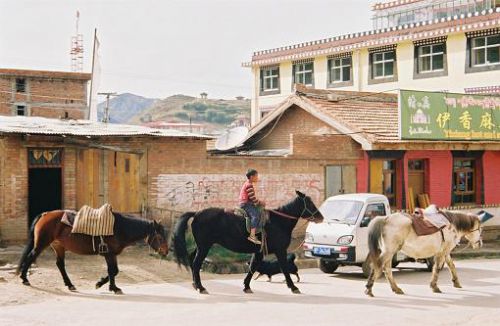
top-left (365, 209), bottom-right (484, 297)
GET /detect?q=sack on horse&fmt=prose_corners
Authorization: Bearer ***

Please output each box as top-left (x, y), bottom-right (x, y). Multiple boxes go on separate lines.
top-left (72, 204), bottom-right (115, 236)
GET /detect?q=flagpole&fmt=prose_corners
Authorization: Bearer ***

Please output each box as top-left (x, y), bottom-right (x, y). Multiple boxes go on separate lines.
top-left (88, 28), bottom-right (97, 120)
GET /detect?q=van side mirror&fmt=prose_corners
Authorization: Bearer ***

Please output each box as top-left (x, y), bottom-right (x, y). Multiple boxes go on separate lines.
top-left (360, 216), bottom-right (371, 228)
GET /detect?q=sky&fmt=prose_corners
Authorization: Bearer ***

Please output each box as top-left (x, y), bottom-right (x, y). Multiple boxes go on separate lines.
top-left (0, 0), bottom-right (374, 100)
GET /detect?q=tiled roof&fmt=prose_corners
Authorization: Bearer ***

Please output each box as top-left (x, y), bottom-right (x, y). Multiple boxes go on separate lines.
top-left (372, 0), bottom-right (425, 11)
top-left (243, 9), bottom-right (500, 67)
top-left (0, 115), bottom-right (212, 139)
top-left (243, 85), bottom-right (500, 150)
top-left (0, 68), bottom-right (91, 80)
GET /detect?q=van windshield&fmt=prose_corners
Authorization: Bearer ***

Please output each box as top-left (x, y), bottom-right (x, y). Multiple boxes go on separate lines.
top-left (320, 200), bottom-right (364, 225)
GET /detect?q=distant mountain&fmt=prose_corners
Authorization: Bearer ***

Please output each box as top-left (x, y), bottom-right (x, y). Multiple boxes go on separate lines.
top-left (97, 93), bottom-right (157, 123)
top-left (129, 94), bottom-right (251, 133)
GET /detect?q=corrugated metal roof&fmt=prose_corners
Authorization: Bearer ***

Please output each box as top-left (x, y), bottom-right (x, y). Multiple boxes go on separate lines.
top-left (0, 116), bottom-right (212, 139)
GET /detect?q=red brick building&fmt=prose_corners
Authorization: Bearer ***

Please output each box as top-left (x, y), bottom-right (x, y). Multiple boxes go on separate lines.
top-left (0, 68), bottom-right (91, 119)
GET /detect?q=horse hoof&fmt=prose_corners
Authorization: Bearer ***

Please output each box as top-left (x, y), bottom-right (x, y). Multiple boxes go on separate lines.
top-left (365, 289), bottom-right (374, 297)
top-left (199, 289), bottom-right (209, 295)
top-left (292, 288), bottom-right (301, 294)
top-left (68, 285), bottom-right (77, 292)
top-left (114, 289), bottom-right (123, 295)
top-left (243, 288), bottom-right (253, 294)
top-left (453, 283), bottom-right (462, 289)
top-left (22, 280), bottom-right (31, 286)
top-left (394, 288), bottom-right (404, 295)
top-left (432, 287), bottom-right (442, 294)
top-left (95, 283), bottom-right (103, 289)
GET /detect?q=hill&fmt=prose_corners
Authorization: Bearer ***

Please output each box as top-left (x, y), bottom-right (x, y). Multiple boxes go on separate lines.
top-left (97, 93), bottom-right (157, 123)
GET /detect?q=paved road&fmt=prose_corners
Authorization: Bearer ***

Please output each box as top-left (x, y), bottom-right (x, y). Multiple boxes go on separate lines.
top-left (1, 259), bottom-right (500, 326)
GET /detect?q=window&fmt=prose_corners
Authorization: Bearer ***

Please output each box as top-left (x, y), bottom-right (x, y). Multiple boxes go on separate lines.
top-left (327, 56), bottom-right (352, 87)
top-left (471, 35), bottom-right (500, 67)
top-left (453, 158), bottom-right (475, 204)
top-left (363, 203), bottom-right (386, 219)
top-left (372, 51), bottom-right (395, 78)
top-left (418, 43), bottom-right (445, 72)
top-left (293, 61), bottom-right (314, 87)
top-left (466, 33), bottom-right (500, 73)
top-left (382, 160), bottom-right (397, 206)
top-left (16, 105), bottom-right (26, 116)
top-left (259, 66), bottom-right (280, 95)
top-left (16, 78), bottom-right (26, 93)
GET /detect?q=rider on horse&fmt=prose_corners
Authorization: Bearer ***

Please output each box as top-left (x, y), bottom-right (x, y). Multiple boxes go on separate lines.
top-left (239, 169), bottom-right (265, 245)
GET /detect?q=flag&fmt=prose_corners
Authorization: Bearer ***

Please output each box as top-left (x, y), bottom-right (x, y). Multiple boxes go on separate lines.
top-left (88, 30), bottom-right (101, 121)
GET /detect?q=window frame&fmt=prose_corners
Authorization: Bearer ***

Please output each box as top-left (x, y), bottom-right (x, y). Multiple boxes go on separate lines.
top-left (16, 105), bottom-right (26, 116)
top-left (452, 158), bottom-right (476, 205)
top-left (259, 66), bottom-right (281, 96)
top-left (327, 56), bottom-right (353, 88)
top-left (414, 42), bottom-right (448, 79)
top-left (465, 33), bottom-right (500, 74)
top-left (292, 61), bottom-right (314, 88)
top-left (368, 49), bottom-right (398, 84)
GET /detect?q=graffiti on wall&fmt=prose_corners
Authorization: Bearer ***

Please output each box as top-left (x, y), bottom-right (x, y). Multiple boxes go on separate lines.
top-left (154, 174), bottom-right (322, 210)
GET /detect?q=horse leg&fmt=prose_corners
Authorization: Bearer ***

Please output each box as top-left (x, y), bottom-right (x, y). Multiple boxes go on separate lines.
top-left (104, 254), bottom-right (122, 294)
top-left (445, 254), bottom-right (462, 288)
top-left (95, 275), bottom-right (109, 289)
top-left (52, 245), bottom-right (76, 291)
top-left (365, 253), bottom-right (384, 297)
top-left (243, 252), bottom-right (263, 293)
top-left (276, 250), bottom-right (300, 294)
top-left (20, 237), bottom-right (51, 286)
top-left (192, 245), bottom-right (210, 294)
top-left (430, 254), bottom-right (445, 293)
top-left (381, 252), bottom-right (404, 295)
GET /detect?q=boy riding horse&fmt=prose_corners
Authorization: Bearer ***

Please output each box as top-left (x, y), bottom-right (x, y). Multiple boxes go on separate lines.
top-left (239, 169), bottom-right (265, 245)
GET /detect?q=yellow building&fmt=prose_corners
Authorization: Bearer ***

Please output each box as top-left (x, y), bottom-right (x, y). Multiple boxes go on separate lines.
top-left (243, 0), bottom-right (500, 125)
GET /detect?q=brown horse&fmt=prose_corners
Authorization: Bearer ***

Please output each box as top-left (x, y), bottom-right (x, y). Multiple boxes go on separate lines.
top-left (17, 210), bottom-right (169, 294)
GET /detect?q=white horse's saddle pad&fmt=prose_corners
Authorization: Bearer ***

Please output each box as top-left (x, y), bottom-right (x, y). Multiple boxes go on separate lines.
top-left (422, 204), bottom-right (450, 229)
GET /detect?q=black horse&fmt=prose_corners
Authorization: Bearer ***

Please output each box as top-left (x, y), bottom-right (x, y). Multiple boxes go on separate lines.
top-left (173, 190), bottom-right (324, 294)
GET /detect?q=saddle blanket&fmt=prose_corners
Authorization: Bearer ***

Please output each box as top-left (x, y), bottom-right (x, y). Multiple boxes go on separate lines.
top-left (421, 204), bottom-right (450, 229)
top-left (71, 204), bottom-right (114, 236)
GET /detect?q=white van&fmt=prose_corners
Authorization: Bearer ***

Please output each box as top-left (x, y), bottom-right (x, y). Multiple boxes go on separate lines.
top-left (304, 193), bottom-right (433, 276)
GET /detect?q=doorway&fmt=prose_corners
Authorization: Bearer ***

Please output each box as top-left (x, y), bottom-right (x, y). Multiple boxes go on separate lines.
top-left (28, 168), bottom-right (62, 226)
top-left (408, 159), bottom-right (426, 208)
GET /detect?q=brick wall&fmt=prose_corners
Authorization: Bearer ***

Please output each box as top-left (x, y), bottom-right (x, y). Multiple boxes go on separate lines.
top-left (0, 75), bottom-right (88, 119)
top-left (404, 150), bottom-right (453, 207)
top-left (253, 105), bottom-right (337, 150)
top-left (483, 151), bottom-right (500, 204)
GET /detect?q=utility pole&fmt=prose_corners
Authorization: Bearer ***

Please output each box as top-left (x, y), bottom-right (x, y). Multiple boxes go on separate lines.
top-left (98, 92), bottom-right (117, 123)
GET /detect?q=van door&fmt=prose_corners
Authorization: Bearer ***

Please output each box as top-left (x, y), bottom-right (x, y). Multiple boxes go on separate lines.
top-left (356, 202), bottom-right (387, 263)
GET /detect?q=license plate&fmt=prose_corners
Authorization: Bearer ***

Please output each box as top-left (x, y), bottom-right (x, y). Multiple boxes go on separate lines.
top-left (313, 247), bottom-right (331, 256)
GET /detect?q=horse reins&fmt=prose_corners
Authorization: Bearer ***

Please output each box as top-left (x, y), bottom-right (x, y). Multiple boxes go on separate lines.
top-left (270, 197), bottom-right (319, 222)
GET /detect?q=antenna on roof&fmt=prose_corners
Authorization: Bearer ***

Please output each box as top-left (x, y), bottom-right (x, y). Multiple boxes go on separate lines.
top-left (215, 126), bottom-right (248, 151)
top-left (70, 10), bottom-right (84, 72)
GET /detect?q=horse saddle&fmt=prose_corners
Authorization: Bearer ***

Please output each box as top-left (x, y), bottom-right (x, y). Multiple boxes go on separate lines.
top-left (228, 207), bottom-right (269, 234)
top-left (410, 205), bottom-right (449, 236)
top-left (71, 204), bottom-right (115, 236)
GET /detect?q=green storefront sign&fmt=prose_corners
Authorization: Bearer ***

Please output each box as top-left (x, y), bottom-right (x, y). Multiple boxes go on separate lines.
top-left (399, 90), bottom-right (500, 140)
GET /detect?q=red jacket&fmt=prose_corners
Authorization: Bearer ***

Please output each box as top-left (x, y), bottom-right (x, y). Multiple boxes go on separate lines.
top-left (239, 180), bottom-right (260, 205)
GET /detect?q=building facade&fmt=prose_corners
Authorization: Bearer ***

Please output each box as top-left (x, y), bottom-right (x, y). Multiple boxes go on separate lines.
top-left (244, 0), bottom-right (500, 125)
top-left (0, 68), bottom-right (91, 119)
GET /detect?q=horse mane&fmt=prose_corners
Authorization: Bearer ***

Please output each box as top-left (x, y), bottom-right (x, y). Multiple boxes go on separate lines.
top-left (441, 210), bottom-right (479, 233)
top-left (112, 212), bottom-right (153, 238)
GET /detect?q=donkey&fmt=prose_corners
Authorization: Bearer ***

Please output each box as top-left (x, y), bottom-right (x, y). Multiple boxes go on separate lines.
top-left (365, 210), bottom-right (484, 297)
top-left (172, 191), bottom-right (323, 294)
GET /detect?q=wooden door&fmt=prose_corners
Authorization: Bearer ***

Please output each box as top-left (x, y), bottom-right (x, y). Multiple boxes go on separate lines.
top-left (408, 160), bottom-right (425, 207)
top-left (107, 152), bottom-right (140, 212)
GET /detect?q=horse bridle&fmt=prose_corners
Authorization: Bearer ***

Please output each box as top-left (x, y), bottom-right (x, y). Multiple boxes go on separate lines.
top-left (147, 228), bottom-right (164, 252)
top-left (271, 197), bottom-right (320, 222)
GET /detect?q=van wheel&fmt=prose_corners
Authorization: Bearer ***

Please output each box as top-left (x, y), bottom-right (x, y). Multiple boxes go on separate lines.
top-left (319, 259), bottom-right (339, 274)
top-left (362, 260), bottom-right (372, 278)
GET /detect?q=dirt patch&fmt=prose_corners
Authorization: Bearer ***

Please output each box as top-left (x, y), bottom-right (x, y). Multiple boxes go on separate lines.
top-left (0, 244), bottom-right (215, 307)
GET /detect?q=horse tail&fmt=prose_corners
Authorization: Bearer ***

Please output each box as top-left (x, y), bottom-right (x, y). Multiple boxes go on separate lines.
top-left (172, 211), bottom-right (196, 268)
top-left (17, 214), bottom-right (43, 275)
top-left (367, 216), bottom-right (387, 269)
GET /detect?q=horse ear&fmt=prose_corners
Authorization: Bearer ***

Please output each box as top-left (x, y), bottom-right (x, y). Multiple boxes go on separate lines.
top-left (295, 190), bottom-right (305, 198)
